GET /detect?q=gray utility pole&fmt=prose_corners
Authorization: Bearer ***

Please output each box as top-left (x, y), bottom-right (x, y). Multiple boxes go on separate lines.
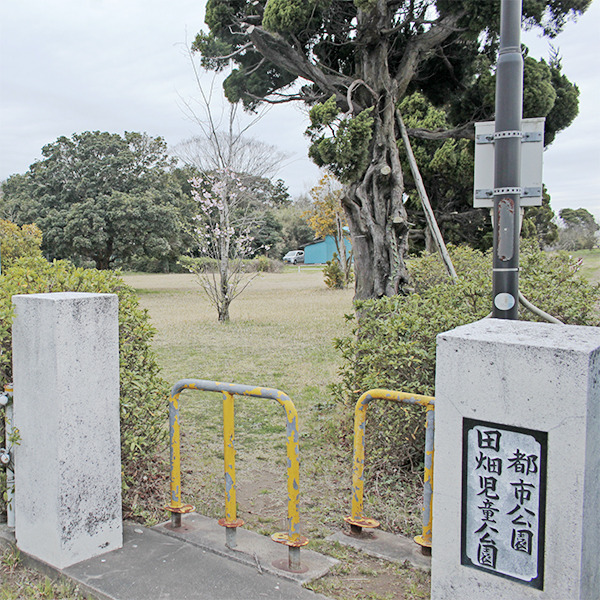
top-left (492, 0), bottom-right (523, 319)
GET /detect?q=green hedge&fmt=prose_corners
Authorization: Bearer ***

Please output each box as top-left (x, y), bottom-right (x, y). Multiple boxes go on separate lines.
top-left (333, 243), bottom-right (600, 481)
top-left (179, 255), bottom-right (284, 274)
top-left (1, 257), bottom-right (169, 520)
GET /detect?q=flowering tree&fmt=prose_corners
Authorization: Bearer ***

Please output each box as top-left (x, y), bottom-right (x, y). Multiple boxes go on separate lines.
top-left (185, 168), bottom-right (258, 322)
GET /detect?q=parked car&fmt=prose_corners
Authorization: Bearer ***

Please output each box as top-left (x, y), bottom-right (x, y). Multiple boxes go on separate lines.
top-left (283, 250), bottom-right (305, 264)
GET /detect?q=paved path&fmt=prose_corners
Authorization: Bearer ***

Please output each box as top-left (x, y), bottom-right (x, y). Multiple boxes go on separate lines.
top-left (1, 522), bottom-right (331, 600)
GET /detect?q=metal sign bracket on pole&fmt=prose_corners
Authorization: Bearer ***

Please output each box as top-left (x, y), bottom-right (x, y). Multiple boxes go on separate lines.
top-left (474, 117), bottom-right (545, 209)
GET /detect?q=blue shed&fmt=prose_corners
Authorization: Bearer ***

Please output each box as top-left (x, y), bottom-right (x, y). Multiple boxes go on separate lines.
top-left (303, 236), bottom-right (352, 264)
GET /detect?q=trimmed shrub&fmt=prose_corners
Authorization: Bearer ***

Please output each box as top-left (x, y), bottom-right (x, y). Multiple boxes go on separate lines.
top-left (180, 255), bottom-right (284, 274)
top-left (178, 256), bottom-right (219, 273)
top-left (323, 252), bottom-right (353, 289)
top-left (0, 220), bottom-right (43, 272)
top-left (0, 257), bottom-right (169, 521)
top-left (333, 243), bottom-right (600, 484)
top-left (323, 256), bottom-right (346, 289)
top-left (247, 256), bottom-right (284, 273)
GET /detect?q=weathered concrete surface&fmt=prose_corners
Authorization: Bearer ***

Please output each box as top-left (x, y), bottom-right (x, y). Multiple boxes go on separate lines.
top-left (154, 513), bottom-right (338, 584)
top-left (432, 319), bottom-right (600, 600)
top-left (12, 292), bottom-right (122, 569)
top-left (0, 522), bottom-right (332, 600)
top-left (327, 529), bottom-right (431, 570)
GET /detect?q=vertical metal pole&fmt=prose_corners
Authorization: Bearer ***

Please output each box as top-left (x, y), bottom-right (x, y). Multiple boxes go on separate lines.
top-left (351, 399), bottom-right (367, 523)
top-left (344, 393), bottom-right (379, 534)
top-left (223, 392), bottom-right (237, 521)
top-left (168, 391), bottom-right (182, 514)
top-left (289, 546), bottom-right (301, 571)
top-left (270, 393), bottom-right (309, 565)
top-left (222, 391), bottom-right (238, 548)
top-left (414, 404), bottom-right (434, 554)
top-left (165, 385), bottom-right (195, 527)
top-left (492, 0), bottom-right (523, 319)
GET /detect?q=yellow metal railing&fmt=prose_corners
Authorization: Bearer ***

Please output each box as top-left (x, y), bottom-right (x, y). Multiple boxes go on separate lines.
top-left (165, 379), bottom-right (308, 570)
top-left (344, 388), bottom-right (435, 551)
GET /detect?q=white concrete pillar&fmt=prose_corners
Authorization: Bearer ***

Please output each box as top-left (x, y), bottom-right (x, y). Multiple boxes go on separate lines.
top-left (432, 319), bottom-right (600, 600)
top-left (12, 292), bottom-right (122, 569)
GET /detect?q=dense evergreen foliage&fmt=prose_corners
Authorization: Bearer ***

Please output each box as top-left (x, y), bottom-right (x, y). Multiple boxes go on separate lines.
top-left (0, 132), bottom-right (194, 270)
top-left (333, 243), bottom-right (600, 480)
top-left (195, 0), bottom-right (590, 298)
top-left (0, 257), bottom-right (169, 519)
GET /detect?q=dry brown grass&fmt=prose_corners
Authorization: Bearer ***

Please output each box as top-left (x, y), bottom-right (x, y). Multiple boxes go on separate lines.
top-left (129, 270), bottom-right (354, 391)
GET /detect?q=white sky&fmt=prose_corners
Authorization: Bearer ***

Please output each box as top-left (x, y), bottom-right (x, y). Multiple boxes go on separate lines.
top-left (0, 0), bottom-right (598, 222)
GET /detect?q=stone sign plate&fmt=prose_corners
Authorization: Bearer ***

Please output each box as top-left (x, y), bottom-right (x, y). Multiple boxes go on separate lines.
top-left (461, 418), bottom-right (547, 589)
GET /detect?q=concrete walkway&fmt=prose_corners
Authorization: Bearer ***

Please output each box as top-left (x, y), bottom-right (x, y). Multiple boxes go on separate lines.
top-left (1, 521), bottom-right (331, 600)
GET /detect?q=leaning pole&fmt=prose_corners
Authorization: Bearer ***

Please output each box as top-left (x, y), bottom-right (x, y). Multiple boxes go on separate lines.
top-left (492, 0), bottom-right (523, 319)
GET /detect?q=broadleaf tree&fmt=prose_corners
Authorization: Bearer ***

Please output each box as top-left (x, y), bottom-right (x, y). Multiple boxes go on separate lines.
top-left (558, 207), bottom-right (599, 250)
top-left (194, 0), bottom-right (589, 299)
top-left (0, 131), bottom-right (192, 270)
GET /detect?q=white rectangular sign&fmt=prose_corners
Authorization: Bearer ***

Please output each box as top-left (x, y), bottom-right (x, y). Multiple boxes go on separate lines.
top-left (473, 117), bottom-right (545, 208)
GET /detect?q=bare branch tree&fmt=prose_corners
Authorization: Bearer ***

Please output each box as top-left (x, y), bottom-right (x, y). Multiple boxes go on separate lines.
top-left (175, 52), bottom-right (289, 322)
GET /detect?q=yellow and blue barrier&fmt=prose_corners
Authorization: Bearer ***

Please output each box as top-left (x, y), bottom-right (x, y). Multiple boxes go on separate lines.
top-left (344, 388), bottom-right (435, 552)
top-left (165, 379), bottom-right (308, 569)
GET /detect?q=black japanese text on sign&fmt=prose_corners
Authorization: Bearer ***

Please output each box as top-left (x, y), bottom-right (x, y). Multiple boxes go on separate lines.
top-left (461, 418), bottom-right (547, 590)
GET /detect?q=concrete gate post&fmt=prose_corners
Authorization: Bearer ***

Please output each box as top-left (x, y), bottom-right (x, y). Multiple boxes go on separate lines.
top-left (11, 292), bottom-right (122, 569)
top-left (432, 319), bottom-right (599, 600)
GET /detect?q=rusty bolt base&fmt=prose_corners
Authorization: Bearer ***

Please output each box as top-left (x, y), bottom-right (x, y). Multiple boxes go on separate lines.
top-left (218, 518), bottom-right (245, 549)
top-left (165, 504), bottom-right (195, 528)
top-left (165, 504), bottom-right (195, 515)
top-left (271, 557), bottom-right (309, 574)
top-left (414, 534), bottom-right (432, 556)
top-left (217, 518), bottom-right (245, 528)
top-left (271, 532), bottom-right (309, 548)
top-left (344, 515), bottom-right (380, 536)
top-left (271, 533), bottom-right (309, 574)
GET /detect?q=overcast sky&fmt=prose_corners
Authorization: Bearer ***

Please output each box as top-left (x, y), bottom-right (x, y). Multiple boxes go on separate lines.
top-left (1, 0), bottom-right (598, 222)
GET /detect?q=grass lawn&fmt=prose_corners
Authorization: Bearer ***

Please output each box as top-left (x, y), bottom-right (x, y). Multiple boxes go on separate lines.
top-left (571, 248), bottom-right (600, 283)
top-left (124, 269), bottom-right (430, 600)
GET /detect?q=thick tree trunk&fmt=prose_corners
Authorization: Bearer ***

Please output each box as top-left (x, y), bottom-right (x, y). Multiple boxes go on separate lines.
top-left (343, 147), bottom-right (410, 300)
top-left (94, 239), bottom-right (113, 270)
top-left (343, 20), bottom-right (411, 300)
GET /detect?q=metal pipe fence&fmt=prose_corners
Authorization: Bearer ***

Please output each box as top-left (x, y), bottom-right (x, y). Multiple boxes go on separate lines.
top-left (344, 388), bottom-right (435, 552)
top-left (165, 378), bottom-right (308, 570)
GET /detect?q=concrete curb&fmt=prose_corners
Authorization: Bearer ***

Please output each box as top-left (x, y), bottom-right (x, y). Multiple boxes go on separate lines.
top-left (154, 513), bottom-right (338, 585)
top-left (327, 529), bottom-right (431, 571)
